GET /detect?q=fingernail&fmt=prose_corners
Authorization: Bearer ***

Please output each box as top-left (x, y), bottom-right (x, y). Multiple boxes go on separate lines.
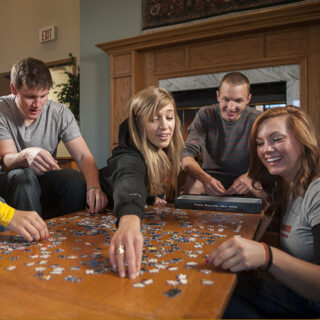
top-left (129, 273), bottom-right (136, 280)
top-left (206, 259), bottom-right (210, 264)
top-left (120, 272), bottom-right (125, 278)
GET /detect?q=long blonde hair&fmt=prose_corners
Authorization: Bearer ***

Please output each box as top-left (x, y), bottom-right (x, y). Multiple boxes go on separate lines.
top-left (128, 86), bottom-right (184, 195)
top-left (249, 105), bottom-right (320, 216)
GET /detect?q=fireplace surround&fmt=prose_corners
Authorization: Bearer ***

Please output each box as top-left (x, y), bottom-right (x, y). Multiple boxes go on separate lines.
top-left (97, 1), bottom-right (320, 150)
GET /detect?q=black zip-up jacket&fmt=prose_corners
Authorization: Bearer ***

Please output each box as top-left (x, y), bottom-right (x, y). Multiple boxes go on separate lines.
top-left (100, 120), bottom-right (147, 222)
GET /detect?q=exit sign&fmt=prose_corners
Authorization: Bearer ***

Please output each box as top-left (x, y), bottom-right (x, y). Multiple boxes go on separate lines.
top-left (39, 26), bottom-right (56, 43)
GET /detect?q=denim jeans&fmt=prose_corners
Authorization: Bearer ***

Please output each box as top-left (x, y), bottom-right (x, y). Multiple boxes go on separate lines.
top-left (223, 272), bottom-right (320, 319)
top-left (0, 168), bottom-right (86, 219)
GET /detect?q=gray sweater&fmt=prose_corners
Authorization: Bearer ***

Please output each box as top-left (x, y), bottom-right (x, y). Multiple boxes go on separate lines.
top-left (183, 104), bottom-right (261, 177)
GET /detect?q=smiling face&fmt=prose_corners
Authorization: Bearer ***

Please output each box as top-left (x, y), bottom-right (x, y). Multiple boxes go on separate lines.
top-left (142, 103), bottom-right (175, 149)
top-left (256, 115), bottom-right (303, 183)
top-left (217, 81), bottom-right (251, 122)
top-left (11, 84), bottom-right (49, 125)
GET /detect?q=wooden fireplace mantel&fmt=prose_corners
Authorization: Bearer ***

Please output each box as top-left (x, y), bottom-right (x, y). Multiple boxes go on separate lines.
top-left (97, 1), bottom-right (320, 149)
top-left (97, 1), bottom-right (320, 53)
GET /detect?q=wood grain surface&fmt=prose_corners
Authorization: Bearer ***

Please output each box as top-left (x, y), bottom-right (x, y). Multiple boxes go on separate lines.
top-left (0, 206), bottom-right (261, 319)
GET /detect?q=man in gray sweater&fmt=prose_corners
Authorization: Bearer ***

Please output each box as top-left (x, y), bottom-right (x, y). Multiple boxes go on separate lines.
top-left (182, 72), bottom-right (262, 197)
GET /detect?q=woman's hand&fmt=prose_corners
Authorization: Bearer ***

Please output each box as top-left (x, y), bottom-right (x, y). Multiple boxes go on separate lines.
top-left (207, 237), bottom-right (266, 272)
top-left (8, 210), bottom-right (49, 242)
top-left (109, 215), bottom-right (143, 279)
top-left (154, 196), bottom-right (167, 207)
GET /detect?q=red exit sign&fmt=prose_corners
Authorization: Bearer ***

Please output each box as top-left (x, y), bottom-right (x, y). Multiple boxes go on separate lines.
top-left (39, 26), bottom-right (56, 43)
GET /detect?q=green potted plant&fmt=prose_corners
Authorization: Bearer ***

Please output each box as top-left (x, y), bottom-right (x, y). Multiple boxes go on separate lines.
top-left (54, 53), bottom-right (80, 122)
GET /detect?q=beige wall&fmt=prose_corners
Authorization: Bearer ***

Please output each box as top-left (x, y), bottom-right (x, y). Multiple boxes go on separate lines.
top-left (0, 0), bottom-right (80, 157)
top-left (0, 0), bottom-right (142, 167)
top-left (0, 0), bottom-right (80, 73)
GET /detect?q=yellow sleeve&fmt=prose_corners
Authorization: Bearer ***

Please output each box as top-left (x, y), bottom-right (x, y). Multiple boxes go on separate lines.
top-left (0, 201), bottom-right (15, 227)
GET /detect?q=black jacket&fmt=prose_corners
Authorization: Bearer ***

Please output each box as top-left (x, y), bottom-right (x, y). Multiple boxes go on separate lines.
top-left (100, 120), bottom-right (147, 221)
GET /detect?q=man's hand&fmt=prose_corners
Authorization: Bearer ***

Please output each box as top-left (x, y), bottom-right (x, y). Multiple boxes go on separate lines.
top-left (226, 173), bottom-right (251, 195)
top-left (109, 215), bottom-right (143, 280)
top-left (8, 209), bottom-right (49, 242)
top-left (86, 186), bottom-right (108, 213)
top-left (182, 156), bottom-right (226, 196)
top-left (203, 176), bottom-right (226, 196)
top-left (22, 147), bottom-right (59, 174)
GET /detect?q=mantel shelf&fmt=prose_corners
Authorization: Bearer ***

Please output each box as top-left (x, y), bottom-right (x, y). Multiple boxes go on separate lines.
top-left (96, 1), bottom-right (320, 150)
top-left (96, 1), bottom-right (320, 54)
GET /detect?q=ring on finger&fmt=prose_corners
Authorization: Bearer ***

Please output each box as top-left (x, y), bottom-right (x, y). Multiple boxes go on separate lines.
top-left (117, 244), bottom-right (125, 254)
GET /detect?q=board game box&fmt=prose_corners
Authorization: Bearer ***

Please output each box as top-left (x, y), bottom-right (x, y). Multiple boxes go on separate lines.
top-left (174, 194), bottom-right (262, 214)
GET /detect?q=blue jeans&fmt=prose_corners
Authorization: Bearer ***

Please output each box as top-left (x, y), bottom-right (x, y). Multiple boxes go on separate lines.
top-left (223, 272), bottom-right (320, 319)
top-left (0, 168), bottom-right (86, 219)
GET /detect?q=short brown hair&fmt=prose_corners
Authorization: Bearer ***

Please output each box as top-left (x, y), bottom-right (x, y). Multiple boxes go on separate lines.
top-left (11, 57), bottom-right (53, 90)
top-left (219, 72), bottom-right (250, 94)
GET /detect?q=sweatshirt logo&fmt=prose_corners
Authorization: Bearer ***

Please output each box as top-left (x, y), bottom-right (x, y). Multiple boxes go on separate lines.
top-left (280, 223), bottom-right (292, 238)
top-left (128, 193), bottom-right (142, 198)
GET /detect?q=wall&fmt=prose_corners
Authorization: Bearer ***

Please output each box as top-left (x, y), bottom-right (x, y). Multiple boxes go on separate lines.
top-left (0, 0), bottom-right (80, 73)
top-left (0, 0), bottom-right (141, 168)
top-left (0, 0), bottom-right (80, 160)
top-left (80, 0), bottom-right (141, 168)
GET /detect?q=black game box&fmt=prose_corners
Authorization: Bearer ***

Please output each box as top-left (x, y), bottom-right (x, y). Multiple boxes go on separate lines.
top-left (174, 194), bottom-right (262, 214)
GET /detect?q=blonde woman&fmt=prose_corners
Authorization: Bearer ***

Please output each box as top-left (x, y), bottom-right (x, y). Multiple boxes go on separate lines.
top-left (207, 106), bottom-right (320, 318)
top-left (100, 87), bottom-right (184, 279)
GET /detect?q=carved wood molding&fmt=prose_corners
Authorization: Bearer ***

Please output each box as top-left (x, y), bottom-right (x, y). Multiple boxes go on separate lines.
top-left (97, 1), bottom-right (320, 54)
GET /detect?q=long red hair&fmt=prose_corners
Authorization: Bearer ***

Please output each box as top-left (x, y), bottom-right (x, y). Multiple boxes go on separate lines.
top-left (249, 105), bottom-right (320, 216)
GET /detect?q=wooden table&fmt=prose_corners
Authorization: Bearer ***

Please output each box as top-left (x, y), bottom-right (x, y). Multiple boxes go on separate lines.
top-left (0, 206), bottom-right (261, 319)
